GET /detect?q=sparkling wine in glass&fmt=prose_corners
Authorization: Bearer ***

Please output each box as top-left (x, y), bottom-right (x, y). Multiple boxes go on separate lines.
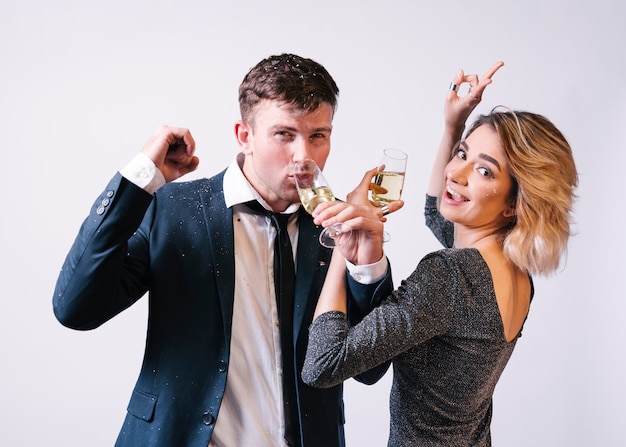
top-left (293, 159), bottom-right (351, 248)
top-left (370, 149), bottom-right (407, 242)
top-left (372, 149), bottom-right (408, 205)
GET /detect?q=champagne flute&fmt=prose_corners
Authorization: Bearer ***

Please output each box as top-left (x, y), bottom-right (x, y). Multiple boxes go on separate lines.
top-left (371, 149), bottom-right (408, 242)
top-left (371, 149), bottom-right (408, 205)
top-left (293, 159), bottom-right (351, 248)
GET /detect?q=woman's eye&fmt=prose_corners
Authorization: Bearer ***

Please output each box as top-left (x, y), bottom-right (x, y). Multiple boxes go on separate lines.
top-left (455, 148), bottom-right (466, 160)
top-left (477, 167), bottom-right (494, 178)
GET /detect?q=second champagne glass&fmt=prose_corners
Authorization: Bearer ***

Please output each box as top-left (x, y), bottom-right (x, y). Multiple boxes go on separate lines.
top-left (293, 159), bottom-right (351, 248)
top-left (371, 148), bottom-right (408, 205)
top-left (371, 149), bottom-right (408, 242)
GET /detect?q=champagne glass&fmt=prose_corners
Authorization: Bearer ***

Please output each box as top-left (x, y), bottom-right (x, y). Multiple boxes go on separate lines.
top-left (371, 149), bottom-right (408, 205)
top-left (371, 149), bottom-right (408, 242)
top-left (293, 159), bottom-right (351, 248)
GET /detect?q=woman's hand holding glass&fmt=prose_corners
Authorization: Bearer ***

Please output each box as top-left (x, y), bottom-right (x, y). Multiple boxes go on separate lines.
top-left (312, 167), bottom-right (404, 266)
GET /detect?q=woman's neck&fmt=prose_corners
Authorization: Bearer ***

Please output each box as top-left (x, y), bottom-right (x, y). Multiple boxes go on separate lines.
top-left (453, 225), bottom-right (503, 250)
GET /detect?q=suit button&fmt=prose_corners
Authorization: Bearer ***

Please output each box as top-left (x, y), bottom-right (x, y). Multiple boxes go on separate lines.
top-left (202, 412), bottom-right (215, 426)
top-left (96, 206), bottom-right (105, 215)
top-left (217, 361), bottom-right (227, 373)
top-left (106, 190), bottom-right (114, 198)
top-left (101, 198), bottom-right (110, 206)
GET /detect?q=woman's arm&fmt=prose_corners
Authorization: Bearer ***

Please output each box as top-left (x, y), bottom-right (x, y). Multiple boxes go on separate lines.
top-left (303, 253), bottom-right (453, 388)
top-left (314, 249), bottom-right (348, 319)
top-left (427, 62), bottom-right (504, 198)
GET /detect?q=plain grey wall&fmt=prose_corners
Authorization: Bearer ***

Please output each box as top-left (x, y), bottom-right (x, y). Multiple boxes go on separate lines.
top-left (1, 0), bottom-right (623, 445)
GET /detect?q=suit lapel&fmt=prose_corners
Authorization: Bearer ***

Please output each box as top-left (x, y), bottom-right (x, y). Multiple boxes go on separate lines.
top-left (200, 171), bottom-right (236, 344)
top-left (293, 207), bottom-right (329, 340)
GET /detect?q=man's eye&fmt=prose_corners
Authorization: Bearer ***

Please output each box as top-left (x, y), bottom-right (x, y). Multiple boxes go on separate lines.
top-left (276, 132), bottom-right (294, 139)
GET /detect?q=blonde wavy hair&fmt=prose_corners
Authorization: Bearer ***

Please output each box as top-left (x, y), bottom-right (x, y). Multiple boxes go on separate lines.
top-left (465, 108), bottom-right (578, 276)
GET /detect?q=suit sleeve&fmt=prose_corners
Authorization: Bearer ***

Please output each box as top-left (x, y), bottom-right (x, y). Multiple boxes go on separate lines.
top-left (52, 173), bottom-right (154, 330)
top-left (344, 260), bottom-right (394, 384)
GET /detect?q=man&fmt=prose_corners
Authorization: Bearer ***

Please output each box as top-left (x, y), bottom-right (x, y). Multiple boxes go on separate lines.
top-left (53, 53), bottom-right (393, 447)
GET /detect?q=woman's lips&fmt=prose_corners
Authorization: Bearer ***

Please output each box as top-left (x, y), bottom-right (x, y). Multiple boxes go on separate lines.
top-left (445, 184), bottom-right (468, 203)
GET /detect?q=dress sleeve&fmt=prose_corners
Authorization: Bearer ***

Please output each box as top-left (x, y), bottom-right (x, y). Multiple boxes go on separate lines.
top-left (302, 252), bottom-right (453, 388)
top-left (424, 194), bottom-right (454, 248)
top-left (344, 260), bottom-right (394, 384)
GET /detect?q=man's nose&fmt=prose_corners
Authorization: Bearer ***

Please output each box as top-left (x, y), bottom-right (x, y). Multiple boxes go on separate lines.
top-left (292, 139), bottom-right (314, 163)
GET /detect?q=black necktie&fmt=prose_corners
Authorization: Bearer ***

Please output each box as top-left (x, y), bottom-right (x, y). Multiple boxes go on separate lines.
top-left (245, 201), bottom-right (300, 447)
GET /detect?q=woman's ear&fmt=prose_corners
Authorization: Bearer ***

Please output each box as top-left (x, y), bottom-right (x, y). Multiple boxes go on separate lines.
top-left (234, 120), bottom-right (253, 155)
top-left (503, 205), bottom-right (516, 218)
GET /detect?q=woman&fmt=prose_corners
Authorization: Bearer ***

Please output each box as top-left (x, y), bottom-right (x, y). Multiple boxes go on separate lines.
top-left (302, 62), bottom-right (578, 446)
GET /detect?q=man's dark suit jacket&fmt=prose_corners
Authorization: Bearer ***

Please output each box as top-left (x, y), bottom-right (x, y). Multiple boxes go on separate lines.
top-left (53, 170), bottom-right (392, 447)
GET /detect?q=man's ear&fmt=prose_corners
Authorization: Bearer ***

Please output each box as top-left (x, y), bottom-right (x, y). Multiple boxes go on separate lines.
top-left (234, 120), bottom-right (253, 155)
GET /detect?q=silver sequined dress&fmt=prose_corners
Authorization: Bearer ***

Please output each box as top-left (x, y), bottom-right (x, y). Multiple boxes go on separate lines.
top-left (303, 195), bottom-right (532, 446)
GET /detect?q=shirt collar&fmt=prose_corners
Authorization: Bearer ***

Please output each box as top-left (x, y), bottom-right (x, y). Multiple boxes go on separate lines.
top-left (223, 153), bottom-right (300, 214)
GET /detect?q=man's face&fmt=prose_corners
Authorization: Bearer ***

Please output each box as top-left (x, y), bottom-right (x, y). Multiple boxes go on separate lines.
top-left (237, 99), bottom-right (334, 212)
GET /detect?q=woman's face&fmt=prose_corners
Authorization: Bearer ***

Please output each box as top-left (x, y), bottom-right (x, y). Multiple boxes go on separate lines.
top-left (440, 124), bottom-right (516, 231)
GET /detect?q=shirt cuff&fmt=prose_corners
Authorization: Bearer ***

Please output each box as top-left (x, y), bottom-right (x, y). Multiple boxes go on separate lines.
top-left (119, 153), bottom-right (166, 194)
top-left (346, 255), bottom-right (388, 285)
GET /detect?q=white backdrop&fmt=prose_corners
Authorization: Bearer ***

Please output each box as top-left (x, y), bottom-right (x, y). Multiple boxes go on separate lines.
top-left (1, 1), bottom-right (624, 446)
